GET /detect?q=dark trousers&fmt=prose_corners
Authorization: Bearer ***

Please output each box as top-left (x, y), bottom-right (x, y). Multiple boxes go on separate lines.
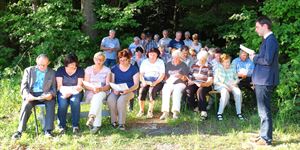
top-left (238, 77), bottom-right (253, 91)
top-left (138, 82), bottom-right (164, 101)
top-left (185, 84), bottom-right (212, 111)
top-left (255, 85), bottom-right (274, 143)
top-left (17, 92), bottom-right (55, 132)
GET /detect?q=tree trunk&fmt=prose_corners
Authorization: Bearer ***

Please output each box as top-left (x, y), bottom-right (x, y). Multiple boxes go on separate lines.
top-left (81, 0), bottom-right (98, 40)
top-left (172, 1), bottom-right (178, 32)
top-left (32, 0), bottom-right (38, 12)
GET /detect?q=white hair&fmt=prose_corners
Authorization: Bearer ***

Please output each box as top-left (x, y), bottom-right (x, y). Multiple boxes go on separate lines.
top-left (133, 36), bottom-right (140, 41)
top-left (197, 50), bottom-right (208, 60)
top-left (172, 50), bottom-right (181, 58)
top-left (185, 31), bottom-right (190, 36)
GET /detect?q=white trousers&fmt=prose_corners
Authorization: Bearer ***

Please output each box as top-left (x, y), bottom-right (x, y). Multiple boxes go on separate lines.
top-left (88, 92), bottom-right (107, 127)
top-left (217, 86), bottom-right (242, 115)
top-left (161, 83), bottom-right (186, 113)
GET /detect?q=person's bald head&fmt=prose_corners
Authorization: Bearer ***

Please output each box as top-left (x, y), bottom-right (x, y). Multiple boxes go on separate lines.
top-left (36, 54), bottom-right (50, 72)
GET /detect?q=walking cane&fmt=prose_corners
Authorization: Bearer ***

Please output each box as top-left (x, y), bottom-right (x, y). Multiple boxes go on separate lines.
top-left (33, 106), bottom-right (39, 136)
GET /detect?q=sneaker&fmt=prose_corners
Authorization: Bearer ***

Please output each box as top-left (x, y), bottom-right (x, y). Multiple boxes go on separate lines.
top-left (86, 116), bottom-right (95, 128)
top-left (118, 124), bottom-right (126, 131)
top-left (172, 111), bottom-right (179, 119)
top-left (136, 111), bottom-right (144, 117)
top-left (90, 126), bottom-right (100, 134)
top-left (58, 127), bottom-right (66, 135)
top-left (44, 130), bottom-right (54, 138)
top-left (254, 137), bottom-right (271, 146)
top-left (200, 111), bottom-right (208, 120)
top-left (72, 127), bottom-right (80, 135)
top-left (237, 114), bottom-right (245, 120)
top-left (11, 131), bottom-right (22, 140)
top-left (146, 111), bottom-right (153, 118)
top-left (159, 112), bottom-right (169, 120)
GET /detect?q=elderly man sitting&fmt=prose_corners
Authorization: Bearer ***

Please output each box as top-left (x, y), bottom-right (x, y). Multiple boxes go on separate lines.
top-left (12, 54), bottom-right (56, 139)
top-left (232, 50), bottom-right (254, 92)
top-left (160, 50), bottom-right (189, 120)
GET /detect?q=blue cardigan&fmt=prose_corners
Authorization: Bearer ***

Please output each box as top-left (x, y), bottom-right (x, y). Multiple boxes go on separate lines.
top-left (252, 34), bottom-right (279, 86)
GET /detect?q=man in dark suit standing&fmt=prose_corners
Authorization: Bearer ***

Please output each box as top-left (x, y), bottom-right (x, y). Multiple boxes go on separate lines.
top-left (12, 54), bottom-right (56, 139)
top-left (250, 16), bottom-right (279, 146)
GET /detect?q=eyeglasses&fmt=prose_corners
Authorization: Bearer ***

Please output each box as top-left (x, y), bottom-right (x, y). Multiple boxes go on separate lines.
top-left (119, 58), bottom-right (128, 62)
top-left (37, 64), bottom-right (47, 67)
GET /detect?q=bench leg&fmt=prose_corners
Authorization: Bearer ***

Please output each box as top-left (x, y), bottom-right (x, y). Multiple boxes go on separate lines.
top-left (33, 106), bottom-right (39, 136)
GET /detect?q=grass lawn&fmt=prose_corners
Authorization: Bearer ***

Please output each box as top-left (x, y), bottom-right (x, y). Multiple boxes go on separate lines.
top-left (0, 80), bottom-right (299, 150)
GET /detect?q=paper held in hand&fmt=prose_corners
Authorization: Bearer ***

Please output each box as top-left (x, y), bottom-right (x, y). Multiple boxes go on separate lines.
top-left (240, 44), bottom-right (255, 55)
top-left (238, 68), bottom-right (248, 76)
top-left (109, 82), bottom-right (129, 91)
top-left (82, 81), bottom-right (103, 89)
top-left (166, 75), bottom-right (179, 84)
top-left (60, 86), bottom-right (80, 95)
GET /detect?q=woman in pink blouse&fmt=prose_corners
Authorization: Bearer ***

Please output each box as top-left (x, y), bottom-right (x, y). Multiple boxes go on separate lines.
top-left (84, 52), bottom-right (111, 133)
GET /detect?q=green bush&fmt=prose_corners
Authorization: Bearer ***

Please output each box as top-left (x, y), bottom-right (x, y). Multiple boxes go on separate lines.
top-left (0, 0), bottom-right (97, 69)
top-left (219, 0), bottom-right (300, 123)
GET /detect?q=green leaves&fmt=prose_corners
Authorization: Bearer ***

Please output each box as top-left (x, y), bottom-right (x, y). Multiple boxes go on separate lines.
top-left (0, 0), bottom-right (95, 69)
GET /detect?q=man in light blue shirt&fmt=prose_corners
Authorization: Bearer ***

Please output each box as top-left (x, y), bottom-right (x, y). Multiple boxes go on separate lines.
top-left (100, 29), bottom-right (120, 68)
top-left (32, 68), bottom-right (47, 92)
top-left (232, 50), bottom-right (254, 92)
top-left (12, 54), bottom-right (56, 140)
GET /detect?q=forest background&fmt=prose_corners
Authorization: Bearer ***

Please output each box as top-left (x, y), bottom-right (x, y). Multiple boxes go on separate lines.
top-left (0, 0), bottom-right (299, 149)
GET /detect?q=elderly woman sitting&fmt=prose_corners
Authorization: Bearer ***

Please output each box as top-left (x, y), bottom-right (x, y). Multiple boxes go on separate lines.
top-left (185, 50), bottom-right (213, 119)
top-left (84, 52), bottom-right (111, 134)
top-left (160, 50), bottom-right (189, 120)
top-left (214, 54), bottom-right (244, 121)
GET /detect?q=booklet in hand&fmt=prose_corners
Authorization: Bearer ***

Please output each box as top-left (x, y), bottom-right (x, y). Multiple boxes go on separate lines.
top-left (82, 81), bottom-right (103, 89)
top-left (109, 82), bottom-right (129, 91)
top-left (60, 86), bottom-right (80, 95)
top-left (240, 44), bottom-right (255, 55)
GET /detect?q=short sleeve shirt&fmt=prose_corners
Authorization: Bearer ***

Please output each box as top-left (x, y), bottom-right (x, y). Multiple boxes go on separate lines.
top-left (140, 59), bottom-right (165, 82)
top-left (168, 39), bottom-right (185, 49)
top-left (111, 64), bottom-right (139, 88)
top-left (56, 66), bottom-right (84, 86)
top-left (100, 37), bottom-right (120, 60)
top-left (85, 65), bottom-right (111, 85)
top-left (190, 62), bottom-right (213, 83)
top-left (165, 61), bottom-right (189, 84)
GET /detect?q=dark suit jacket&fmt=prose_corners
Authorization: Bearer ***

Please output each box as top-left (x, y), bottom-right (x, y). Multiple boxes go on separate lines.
top-left (20, 66), bottom-right (57, 100)
top-left (252, 34), bottom-right (279, 86)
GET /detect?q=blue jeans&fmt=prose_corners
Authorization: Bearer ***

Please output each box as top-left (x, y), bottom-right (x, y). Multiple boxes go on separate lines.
top-left (104, 59), bottom-right (116, 68)
top-left (57, 92), bottom-right (82, 128)
top-left (255, 85), bottom-right (274, 143)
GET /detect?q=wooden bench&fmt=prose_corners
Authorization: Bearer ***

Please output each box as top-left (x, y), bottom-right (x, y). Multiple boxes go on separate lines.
top-left (35, 101), bottom-right (110, 129)
top-left (208, 90), bottom-right (220, 110)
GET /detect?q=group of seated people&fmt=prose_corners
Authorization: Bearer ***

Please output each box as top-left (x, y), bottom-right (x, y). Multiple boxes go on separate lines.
top-left (12, 30), bottom-right (255, 139)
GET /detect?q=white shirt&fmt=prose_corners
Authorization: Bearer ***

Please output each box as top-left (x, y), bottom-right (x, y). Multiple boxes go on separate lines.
top-left (140, 58), bottom-right (165, 82)
top-left (264, 31), bottom-right (273, 39)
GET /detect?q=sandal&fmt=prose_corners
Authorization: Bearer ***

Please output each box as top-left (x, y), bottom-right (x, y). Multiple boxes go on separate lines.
top-left (111, 122), bottom-right (118, 128)
top-left (86, 116), bottom-right (95, 128)
top-left (237, 114), bottom-right (244, 120)
top-left (146, 111), bottom-right (153, 118)
top-left (136, 111), bottom-right (144, 117)
top-left (217, 114), bottom-right (223, 121)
